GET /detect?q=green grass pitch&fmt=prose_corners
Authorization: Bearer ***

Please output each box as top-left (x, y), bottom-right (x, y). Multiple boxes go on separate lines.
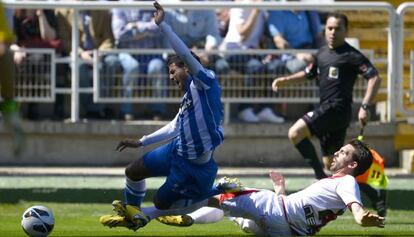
top-left (1, 202), bottom-right (414, 237)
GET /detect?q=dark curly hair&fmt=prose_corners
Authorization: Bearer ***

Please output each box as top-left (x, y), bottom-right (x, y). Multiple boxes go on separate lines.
top-left (348, 139), bottom-right (373, 177)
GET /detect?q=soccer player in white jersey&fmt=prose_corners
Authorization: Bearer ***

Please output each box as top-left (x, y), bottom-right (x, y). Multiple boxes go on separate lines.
top-left (158, 139), bottom-right (385, 236)
top-left (100, 1), bottom-right (227, 231)
top-left (215, 139), bottom-right (385, 236)
top-left (157, 171), bottom-right (286, 235)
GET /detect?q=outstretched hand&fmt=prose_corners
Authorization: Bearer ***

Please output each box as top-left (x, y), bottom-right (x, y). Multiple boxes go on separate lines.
top-left (361, 211), bottom-right (385, 228)
top-left (153, 1), bottom-right (165, 25)
top-left (116, 139), bottom-right (142, 152)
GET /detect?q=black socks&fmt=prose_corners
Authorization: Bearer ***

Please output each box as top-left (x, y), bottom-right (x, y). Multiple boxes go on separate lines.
top-left (295, 138), bottom-right (327, 179)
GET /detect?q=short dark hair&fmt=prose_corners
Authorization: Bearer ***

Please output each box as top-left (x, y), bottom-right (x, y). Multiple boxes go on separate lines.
top-left (348, 139), bottom-right (373, 176)
top-left (326, 12), bottom-right (348, 30)
top-left (167, 51), bottom-right (201, 68)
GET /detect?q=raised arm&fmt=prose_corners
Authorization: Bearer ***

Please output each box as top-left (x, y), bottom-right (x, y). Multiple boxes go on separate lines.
top-left (350, 203), bottom-right (385, 228)
top-left (153, 1), bottom-right (202, 76)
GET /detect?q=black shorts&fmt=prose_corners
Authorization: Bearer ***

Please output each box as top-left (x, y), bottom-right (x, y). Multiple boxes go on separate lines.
top-left (302, 101), bottom-right (352, 156)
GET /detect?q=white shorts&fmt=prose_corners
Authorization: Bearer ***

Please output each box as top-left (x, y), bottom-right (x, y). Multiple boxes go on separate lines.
top-left (221, 190), bottom-right (293, 237)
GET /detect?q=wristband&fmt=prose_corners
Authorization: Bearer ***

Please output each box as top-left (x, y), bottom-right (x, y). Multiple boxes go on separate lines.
top-left (361, 103), bottom-right (370, 111)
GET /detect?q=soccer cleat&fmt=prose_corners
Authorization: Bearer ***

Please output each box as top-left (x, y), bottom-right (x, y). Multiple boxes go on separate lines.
top-left (99, 214), bottom-right (139, 231)
top-left (112, 200), bottom-right (149, 229)
top-left (216, 177), bottom-right (244, 193)
top-left (156, 215), bottom-right (194, 227)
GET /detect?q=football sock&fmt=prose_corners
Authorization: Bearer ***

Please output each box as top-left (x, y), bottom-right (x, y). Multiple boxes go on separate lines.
top-left (142, 199), bottom-right (208, 220)
top-left (124, 178), bottom-right (146, 207)
top-left (295, 138), bottom-right (327, 179)
top-left (188, 207), bottom-right (224, 224)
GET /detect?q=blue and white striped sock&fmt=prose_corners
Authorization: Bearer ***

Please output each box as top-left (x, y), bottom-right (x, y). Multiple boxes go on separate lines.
top-left (124, 178), bottom-right (146, 207)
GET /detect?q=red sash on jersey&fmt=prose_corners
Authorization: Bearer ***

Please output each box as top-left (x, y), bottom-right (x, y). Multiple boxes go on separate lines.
top-left (218, 189), bottom-right (259, 204)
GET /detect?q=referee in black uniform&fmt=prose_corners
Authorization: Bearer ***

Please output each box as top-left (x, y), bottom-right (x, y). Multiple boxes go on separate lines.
top-left (272, 12), bottom-right (381, 179)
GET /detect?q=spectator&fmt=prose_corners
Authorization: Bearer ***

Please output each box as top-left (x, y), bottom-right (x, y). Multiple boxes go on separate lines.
top-left (55, 8), bottom-right (117, 119)
top-left (266, 8), bottom-right (324, 75)
top-left (216, 8), bottom-right (230, 38)
top-left (11, 9), bottom-right (62, 120)
top-left (216, 0), bottom-right (284, 123)
top-left (109, 0), bottom-right (168, 121)
top-left (164, 0), bottom-right (222, 67)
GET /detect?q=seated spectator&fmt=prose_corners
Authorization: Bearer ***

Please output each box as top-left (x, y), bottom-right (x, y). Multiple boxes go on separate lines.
top-left (109, 0), bottom-right (168, 121)
top-left (55, 8), bottom-right (118, 119)
top-left (216, 8), bottom-right (230, 38)
top-left (216, 0), bottom-right (284, 123)
top-left (164, 0), bottom-right (222, 68)
top-left (12, 9), bottom-right (62, 120)
top-left (266, 7), bottom-right (324, 75)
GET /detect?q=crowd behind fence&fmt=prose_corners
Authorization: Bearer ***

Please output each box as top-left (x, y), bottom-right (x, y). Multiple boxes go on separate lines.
top-left (2, 1), bottom-right (412, 123)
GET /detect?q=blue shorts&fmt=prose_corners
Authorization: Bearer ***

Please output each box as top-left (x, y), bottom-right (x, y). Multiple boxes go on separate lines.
top-left (143, 140), bottom-right (218, 207)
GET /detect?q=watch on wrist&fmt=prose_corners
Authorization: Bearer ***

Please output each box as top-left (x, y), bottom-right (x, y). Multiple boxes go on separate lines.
top-left (361, 103), bottom-right (370, 110)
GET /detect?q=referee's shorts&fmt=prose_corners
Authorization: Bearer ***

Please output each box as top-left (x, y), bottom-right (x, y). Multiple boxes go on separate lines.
top-left (302, 100), bottom-right (352, 156)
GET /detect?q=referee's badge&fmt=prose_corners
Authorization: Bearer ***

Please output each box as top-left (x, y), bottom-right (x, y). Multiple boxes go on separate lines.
top-left (328, 66), bottom-right (339, 79)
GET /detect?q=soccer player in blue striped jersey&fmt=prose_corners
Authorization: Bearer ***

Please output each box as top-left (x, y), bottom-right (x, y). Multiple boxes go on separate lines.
top-left (100, 1), bottom-right (226, 231)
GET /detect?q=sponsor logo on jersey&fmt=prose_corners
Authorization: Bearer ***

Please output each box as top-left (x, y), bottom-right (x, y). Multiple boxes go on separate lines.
top-left (179, 95), bottom-right (193, 114)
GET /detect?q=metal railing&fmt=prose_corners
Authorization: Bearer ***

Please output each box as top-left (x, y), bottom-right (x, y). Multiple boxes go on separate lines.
top-left (93, 48), bottom-right (374, 103)
top-left (3, 1), bottom-right (397, 122)
top-left (13, 48), bottom-right (56, 102)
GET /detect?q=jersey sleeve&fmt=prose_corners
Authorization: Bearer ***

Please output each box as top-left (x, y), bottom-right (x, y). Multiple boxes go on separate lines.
top-left (192, 68), bottom-right (217, 90)
top-left (159, 22), bottom-right (203, 78)
top-left (336, 175), bottom-right (363, 207)
top-left (139, 113), bottom-right (180, 146)
top-left (354, 51), bottom-right (378, 80)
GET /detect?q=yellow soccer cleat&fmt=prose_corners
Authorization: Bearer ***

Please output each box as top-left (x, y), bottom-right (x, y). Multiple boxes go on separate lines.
top-left (112, 200), bottom-right (149, 229)
top-left (216, 177), bottom-right (244, 193)
top-left (99, 214), bottom-right (140, 231)
top-left (156, 215), bottom-right (194, 227)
